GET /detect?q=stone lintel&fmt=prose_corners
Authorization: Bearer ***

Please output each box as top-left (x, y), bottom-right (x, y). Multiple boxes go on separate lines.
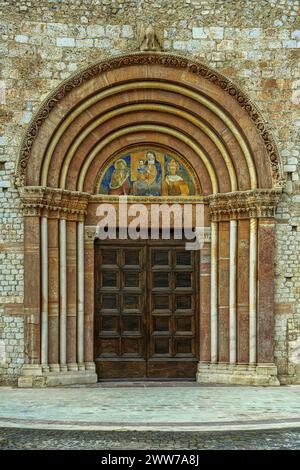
top-left (197, 362), bottom-right (280, 386)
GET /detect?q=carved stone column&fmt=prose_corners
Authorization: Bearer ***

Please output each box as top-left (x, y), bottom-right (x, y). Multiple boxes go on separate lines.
top-left (210, 221), bottom-right (218, 363)
top-left (66, 218), bottom-right (77, 370)
top-left (84, 227), bottom-right (96, 372)
top-left (48, 214), bottom-right (60, 372)
top-left (229, 219), bottom-right (237, 363)
top-left (197, 189), bottom-right (281, 386)
top-left (257, 217), bottom-right (276, 364)
top-left (21, 205), bottom-right (42, 379)
top-left (59, 217), bottom-right (67, 371)
top-left (237, 218), bottom-right (250, 363)
top-left (77, 219), bottom-right (85, 370)
top-left (40, 215), bottom-right (49, 371)
top-left (18, 187), bottom-right (97, 387)
top-left (218, 221), bottom-right (230, 363)
top-left (18, 189), bottom-right (44, 385)
top-left (199, 243), bottom-right (211, 362)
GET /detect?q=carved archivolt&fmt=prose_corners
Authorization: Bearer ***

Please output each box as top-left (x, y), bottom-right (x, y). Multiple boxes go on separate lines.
top-left (16, 52), bottom-right (284, 190)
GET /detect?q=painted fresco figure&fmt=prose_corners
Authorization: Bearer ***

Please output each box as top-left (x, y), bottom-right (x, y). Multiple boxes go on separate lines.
top-left (108, 159), bottom-right (131, 195)
top-left (144, 150), bottom-right (162, 196)
top-left (162, 158), bottom-right (190, 196)
top-left (134, 159), bottom-right (149, 196)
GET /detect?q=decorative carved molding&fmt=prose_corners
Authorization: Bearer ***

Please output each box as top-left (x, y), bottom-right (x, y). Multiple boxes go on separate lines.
top-left (90, 194), bottom-right (205, 204)
top-left (20, 186), bottom-right (90, 219)
top-left (16, 52), bottom-right (284, 189)
top-left (208, 189), bottom-right (281, 221)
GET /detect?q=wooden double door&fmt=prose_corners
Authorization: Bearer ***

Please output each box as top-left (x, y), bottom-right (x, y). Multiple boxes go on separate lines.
top-left (94, 238), bottom-right (199, 380)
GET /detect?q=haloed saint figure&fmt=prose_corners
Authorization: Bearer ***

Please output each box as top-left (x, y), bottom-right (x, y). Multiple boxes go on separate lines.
top-left (108, 158), bottom-right (130, 195)
top-left (162, 159), bottom-right (189, 196)
top-left (134, 150), bottom-right (162, 196)
top-left (98, 147), bottom-right (196, 196)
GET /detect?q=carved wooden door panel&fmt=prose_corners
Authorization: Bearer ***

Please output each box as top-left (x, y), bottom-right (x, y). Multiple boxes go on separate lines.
top-left (94, 239), bottom-right (199, 380)
top-left (147, 244), bottom-right (199, 378)
top-left (94, 242), bottom-right (147, 379)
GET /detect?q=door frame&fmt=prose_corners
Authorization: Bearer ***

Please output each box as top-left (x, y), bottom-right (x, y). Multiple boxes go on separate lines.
top-left (94, 235), bottom-right (200, 381)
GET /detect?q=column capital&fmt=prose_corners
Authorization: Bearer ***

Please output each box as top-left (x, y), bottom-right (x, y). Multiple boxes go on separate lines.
top-left (207, 189), bottom-right (282, 222)
top-left (85, 225), bottom-right (97, 242)
top-left (19, 186), bottom-right (90, 220)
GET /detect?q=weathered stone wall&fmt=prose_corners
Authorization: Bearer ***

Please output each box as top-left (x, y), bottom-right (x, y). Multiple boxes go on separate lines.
top-left (0, 309), bottom-right (24, 385)
top-left (0, 0), bottom-right (299, 384)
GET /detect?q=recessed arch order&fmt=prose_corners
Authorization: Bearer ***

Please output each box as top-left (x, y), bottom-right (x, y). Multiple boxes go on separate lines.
top-left (17, 52), bottom-right (286, 387)
top-left (16, 52), bottom-right (284, 194)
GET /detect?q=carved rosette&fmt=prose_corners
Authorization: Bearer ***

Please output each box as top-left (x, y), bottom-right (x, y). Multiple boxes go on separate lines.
top-left (20, 186), bottom-right (90, 220)
top-left (208, 189), bottom-right (282, 222)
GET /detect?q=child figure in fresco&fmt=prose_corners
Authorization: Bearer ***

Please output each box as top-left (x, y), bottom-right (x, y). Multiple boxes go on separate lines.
top-left (138, 159), bottom-right (147, 174)
top-left (134, 159), bottom-right (148, 195)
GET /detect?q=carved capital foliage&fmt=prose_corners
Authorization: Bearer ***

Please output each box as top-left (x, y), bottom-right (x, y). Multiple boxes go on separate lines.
top-left (16, 52), bottom-right (284, 190)
top-left (19, 186), bottom-right (90, 220)
top-left (85, 226), bottom-right (98, 242)
top-left (207, 189), bottom-right (282, 221)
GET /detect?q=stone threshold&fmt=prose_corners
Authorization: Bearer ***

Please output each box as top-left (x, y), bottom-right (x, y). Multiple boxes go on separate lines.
top-left (18, 364), bottom-right (98, 388)
top-left (197, 363), bottom-right (280, 386)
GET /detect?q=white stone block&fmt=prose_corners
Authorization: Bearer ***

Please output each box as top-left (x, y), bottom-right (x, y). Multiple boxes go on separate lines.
top-left (56, 37), bottom-right (75, 47)
top-left (248, 28), bottom-right (262, 38)
top-left (87, 25), bottom-right (105, 38)
top-left (292, 30), bottom-right (300, 39)
top-left (76, 39), bottom-right (94, 48)
top-left (0, 340), bottom-right (6, 365)
top-left (106, 25), bottom-right (121, 39)
top-left (21, 111), bottom-right (32, 124)
top-left (173, 41), bottom-right (187, 50)
top-left (15, 35), bottom-right (28, 43)
top-left (284, 164), bottom-right (297, 172)
top-left (121, 25), bottom-right (134, 38)
top-left (192, 27), bottom-right (207, 39)
top-left (95, 38), bottom-right (112, 49)
top-left (283, 40), bottom-right (297, 48)
top-left (209, 27), bottom-right (224, 39)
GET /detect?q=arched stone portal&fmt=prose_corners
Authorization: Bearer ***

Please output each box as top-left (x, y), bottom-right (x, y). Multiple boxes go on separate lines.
top-left (16, 52), bottom-right (284, 387)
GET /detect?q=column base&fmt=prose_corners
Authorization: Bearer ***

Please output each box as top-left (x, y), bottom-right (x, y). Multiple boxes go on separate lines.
top-left (18, 363), bottom-right (98, 388)
top-left (196, 362), bottom-right (280, 386)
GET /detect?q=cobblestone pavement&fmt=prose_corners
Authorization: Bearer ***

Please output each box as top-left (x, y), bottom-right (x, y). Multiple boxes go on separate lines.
top-left (1, 383), bottom-right (300, 429)
top-left (0, 427), bottom-right (300, 450)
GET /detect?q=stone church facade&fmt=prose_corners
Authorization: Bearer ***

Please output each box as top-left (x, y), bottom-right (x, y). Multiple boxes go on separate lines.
top-left (0, 0), bottom-right (299, 387)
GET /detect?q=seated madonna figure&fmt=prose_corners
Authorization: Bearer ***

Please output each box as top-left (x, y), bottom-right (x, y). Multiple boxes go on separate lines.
top-left (145, 150), bottom-right (162, 196)
top-left (162, 159), bottom-right (189, 196)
